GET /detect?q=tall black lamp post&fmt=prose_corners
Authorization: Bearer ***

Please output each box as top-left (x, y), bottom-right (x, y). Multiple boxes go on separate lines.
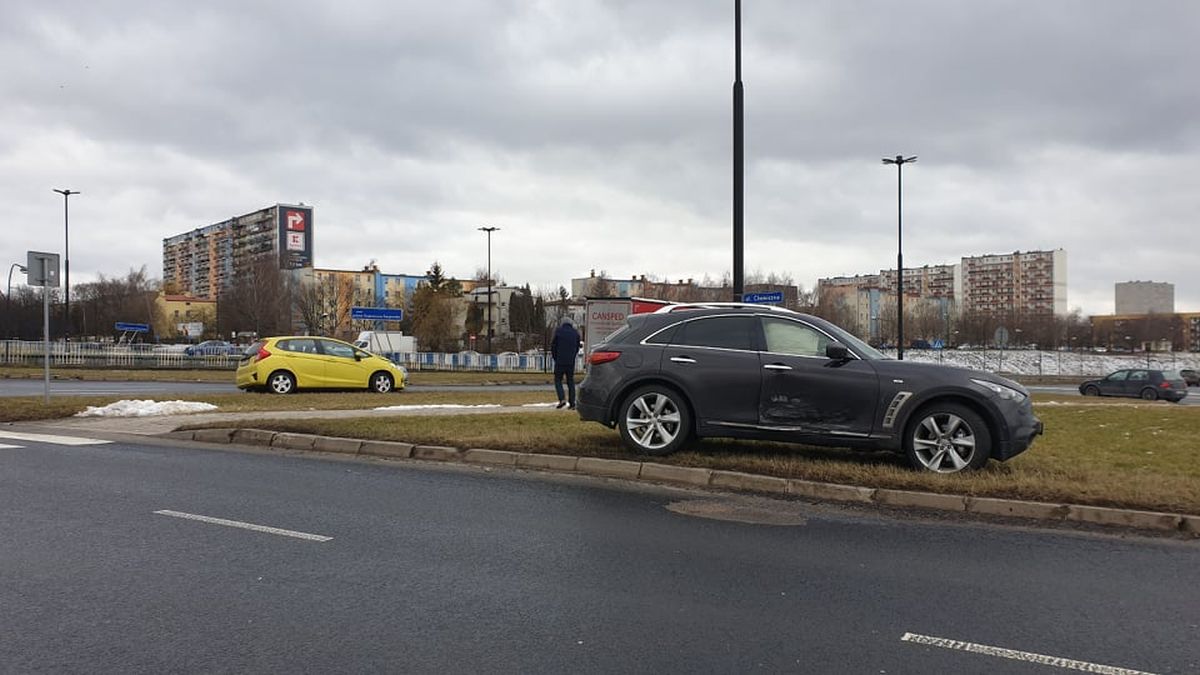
top-left (53, 188), bottom-right (80, 340)
top-left (478, 226), bottom-right (499, 353)
top-left (732, 0), bottom-right (744, 301)
top-left (881, 156), bottom-right (915, 360)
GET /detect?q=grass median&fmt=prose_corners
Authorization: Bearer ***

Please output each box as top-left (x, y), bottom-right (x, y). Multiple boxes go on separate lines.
top-left (180, 397), bottom-right (1200, 515)
top-left (0, 366), bottom-right (556, 386)
top-left (0, 390), bottom-right (555, 423)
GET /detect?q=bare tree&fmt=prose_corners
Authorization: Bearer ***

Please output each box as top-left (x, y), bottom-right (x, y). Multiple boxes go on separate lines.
top-left (293, 273), bottom-right (369, 338)
top-left (218, 257), bottom-right (290, 339)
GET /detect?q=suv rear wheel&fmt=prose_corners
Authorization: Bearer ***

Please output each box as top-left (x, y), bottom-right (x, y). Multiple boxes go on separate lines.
top-left (618, 385), bottom-right (691, 456)
top-left (904, 403), bottom-right (991, 473)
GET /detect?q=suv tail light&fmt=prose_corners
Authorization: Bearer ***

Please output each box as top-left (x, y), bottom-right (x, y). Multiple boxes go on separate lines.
top-left (1159, 380), bottom-right (1171, 389)
top-left (257, 347), bottom-right (272, 361)
top-left (589, 351), bottom-right (621, 365)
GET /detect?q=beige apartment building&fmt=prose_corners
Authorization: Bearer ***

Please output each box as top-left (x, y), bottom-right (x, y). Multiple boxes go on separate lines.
top-left (162, 203), bottom-right (314, 300)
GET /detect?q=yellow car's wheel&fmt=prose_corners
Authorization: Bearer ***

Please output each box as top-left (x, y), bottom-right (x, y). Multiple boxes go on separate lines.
top-left (268, 370), bottom-right (296, 395)
top-left (370, 371), bottom-right (394, 393)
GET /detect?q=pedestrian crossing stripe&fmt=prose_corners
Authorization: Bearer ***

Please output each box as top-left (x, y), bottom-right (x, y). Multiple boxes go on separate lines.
top-left (0, 431), bottom-right (111, 446)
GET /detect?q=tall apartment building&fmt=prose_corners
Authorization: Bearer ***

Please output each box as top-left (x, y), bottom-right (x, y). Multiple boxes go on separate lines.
top-left (162, 203), bottom-right (314, 300)
top-left (1115, 281), bottom-right (1174, 315)
top-left (959, 249), bottom-right (1066, 317)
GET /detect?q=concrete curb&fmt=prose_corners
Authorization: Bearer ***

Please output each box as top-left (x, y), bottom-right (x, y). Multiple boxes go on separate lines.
top-left (167, 427), bottom-right (1199, 536)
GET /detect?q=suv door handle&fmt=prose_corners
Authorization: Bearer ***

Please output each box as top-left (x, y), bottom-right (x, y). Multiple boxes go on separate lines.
top-left (763, 363), bottom-right (793, 371)
top-left (670, 356), bottom-right (697, 364)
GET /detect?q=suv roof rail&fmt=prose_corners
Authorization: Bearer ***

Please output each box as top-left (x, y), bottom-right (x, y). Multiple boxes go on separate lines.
top-left (652, 302), bottom-right (797, 314)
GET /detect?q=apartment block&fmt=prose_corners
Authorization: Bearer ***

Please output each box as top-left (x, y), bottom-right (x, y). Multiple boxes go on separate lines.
top-left (162, 203), bottom-right (314, 300)
top-left (959, 249), bottom-right (1066, 317)
top-left (1115, 281), bottom-right (1174, 315)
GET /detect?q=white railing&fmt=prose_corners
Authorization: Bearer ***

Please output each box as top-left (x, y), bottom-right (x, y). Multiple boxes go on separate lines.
top-left (5, 340), bottom-right (1191, 376)
top-left (0, 341), bottom-right (582, 373)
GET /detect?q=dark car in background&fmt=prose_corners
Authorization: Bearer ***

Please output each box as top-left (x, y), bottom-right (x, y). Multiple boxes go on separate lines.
top-left (1181, 369), bottom-right (1199, 387)
top-left (1079, 369), bottom-right (1189, 402)
top-left (577, 304), bottom-right (1043, 474)
top-left (185, 340), bottom-right (243, 357)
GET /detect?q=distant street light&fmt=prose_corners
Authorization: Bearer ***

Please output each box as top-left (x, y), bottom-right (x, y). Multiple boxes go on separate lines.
top-left (478, 226), bottom-right (500, 353)
top-left (881, 155), bottom-right (915, 359)
top-left (6, 263), bottom-right (27, 337)
top-left (53, 188), bottom-right (80, 340)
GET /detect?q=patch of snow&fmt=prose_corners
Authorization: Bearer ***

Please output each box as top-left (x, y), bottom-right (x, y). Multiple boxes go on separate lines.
top-left (880, 349), bottom-right (1199, 377)
top-left (521, 403), bottom-right (561, 408)
top-left (373, 404), bottom-right (504, 411)
top-left (76, 400), bottom-right (219, 417)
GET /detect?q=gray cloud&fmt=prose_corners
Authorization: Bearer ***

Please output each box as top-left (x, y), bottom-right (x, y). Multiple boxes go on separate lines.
top-left (2, 0), bottom-right (1198, 314)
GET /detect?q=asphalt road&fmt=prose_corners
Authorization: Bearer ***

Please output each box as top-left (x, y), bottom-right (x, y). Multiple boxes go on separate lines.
top-left (3, 378), bottom-right (1198, 407)
top-left (1, 431), bottom-right (1195, 673)
top-left (0, 379), bottom-right (551, 397)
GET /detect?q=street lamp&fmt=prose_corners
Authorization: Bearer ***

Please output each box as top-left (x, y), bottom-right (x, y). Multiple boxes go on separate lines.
top-left (6, 263), bottom-right (27, 339)
top-left (53, 188), bottom-right (80, 340)
top-left (478, 226), bottom-right (500, 353)
top-left (881, 155), bottom-right (915, 360)
top-left (731, 0), bottom-right (745, 301)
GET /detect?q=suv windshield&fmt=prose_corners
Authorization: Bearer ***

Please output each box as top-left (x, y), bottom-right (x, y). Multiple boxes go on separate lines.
top-left (820, 321), bottom-right (887, 360)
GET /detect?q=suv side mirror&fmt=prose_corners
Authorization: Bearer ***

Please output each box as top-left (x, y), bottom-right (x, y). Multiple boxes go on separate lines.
top-left (825, 342), bottom-right (850, 360)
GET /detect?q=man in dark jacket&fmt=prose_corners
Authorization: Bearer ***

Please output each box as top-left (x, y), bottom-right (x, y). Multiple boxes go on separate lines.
top-left (550, 316), bottom-right (582, 409)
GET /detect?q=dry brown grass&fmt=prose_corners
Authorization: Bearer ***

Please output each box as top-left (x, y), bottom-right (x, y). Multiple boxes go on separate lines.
top-left (0, 366), bottom-right (555, 386)
top-left (0, 390), bottom-right (555, 422)
top-left (181, 399), bottom-right (1200, 515)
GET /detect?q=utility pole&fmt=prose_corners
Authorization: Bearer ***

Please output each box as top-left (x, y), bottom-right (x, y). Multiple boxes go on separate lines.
top-left (478, 226), bottom-right (500, 353)
top-left (881, 156), bottom-right (915, 359)
top-left (53, 189), bottom-right (80, 340)
top-left (732, 0), bottom-right (744, 301)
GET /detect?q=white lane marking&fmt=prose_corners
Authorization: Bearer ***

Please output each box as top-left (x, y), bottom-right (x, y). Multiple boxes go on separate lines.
top-left (0, 443), bottom-right (22, 449)
top-left (900, 633), bottom-right (1158, 675)
top-left (0, 431), bottom-right (111, 446)
top-left (154, 510), bottom-right (332, 542)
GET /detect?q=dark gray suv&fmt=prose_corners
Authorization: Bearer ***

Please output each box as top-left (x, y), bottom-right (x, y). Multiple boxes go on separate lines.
top-left (577, 304), bottom-right (1043, 473)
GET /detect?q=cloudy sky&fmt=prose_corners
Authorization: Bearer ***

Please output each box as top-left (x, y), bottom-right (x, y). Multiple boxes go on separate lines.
top-left (3, 0), bottom-right (1197, 314)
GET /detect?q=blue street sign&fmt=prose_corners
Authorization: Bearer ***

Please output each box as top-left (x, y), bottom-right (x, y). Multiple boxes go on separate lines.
top-left (351, 307), bottom-right (404, 322)
top-left (743, 291), bottom-right (784, 304)
top-left (115, 322), bottom-right (150, 333)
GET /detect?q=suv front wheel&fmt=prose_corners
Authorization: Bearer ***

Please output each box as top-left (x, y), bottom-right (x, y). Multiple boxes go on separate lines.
top-left (618, 385), bottom-right (692, 456)
top-left (904, 403), bottom-right (991, 473)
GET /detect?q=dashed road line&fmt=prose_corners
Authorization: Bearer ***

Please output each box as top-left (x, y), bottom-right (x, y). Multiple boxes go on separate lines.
top-left (0, 431), bottom-right (111, 446)
top-left (0, 443), bottom-right (23, 449)
top-left (900, 632), bottom-right (1157, 674)
top-left (153, 510), bottom-right (333, 542)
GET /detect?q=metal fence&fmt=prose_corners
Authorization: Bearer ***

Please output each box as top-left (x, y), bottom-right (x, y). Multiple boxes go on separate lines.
top-left (0, 341), bottom-right (583, 373)
top-left (3, 340), bottom-right (1194, 376)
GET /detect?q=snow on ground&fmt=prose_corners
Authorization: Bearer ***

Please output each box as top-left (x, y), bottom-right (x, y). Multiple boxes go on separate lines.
top-left (879, 349), bottom-right (1199, 377)
top-left (76, 400), bottom-right (219, 417)
top-left (373, 402), bottom-right (564, 411)
top-left (373, 404), bottom-right (504, 411)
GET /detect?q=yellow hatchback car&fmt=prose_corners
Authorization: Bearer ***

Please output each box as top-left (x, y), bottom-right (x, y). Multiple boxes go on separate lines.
top-left (236, 336), bottom-right (407, 394)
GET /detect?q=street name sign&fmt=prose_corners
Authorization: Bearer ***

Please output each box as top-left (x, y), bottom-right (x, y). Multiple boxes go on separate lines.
top-left (351, 307), bottom-right (404, 322)
top-left (743, 291), bottom-right (784, 304)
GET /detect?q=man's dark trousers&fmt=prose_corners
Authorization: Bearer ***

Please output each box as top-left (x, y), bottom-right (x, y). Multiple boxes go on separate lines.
top-left (554, 365), bottom-right (575, 407)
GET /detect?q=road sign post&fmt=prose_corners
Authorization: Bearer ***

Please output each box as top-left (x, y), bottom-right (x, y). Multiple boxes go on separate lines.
top-left (26, 251), bottom-right (60, 403)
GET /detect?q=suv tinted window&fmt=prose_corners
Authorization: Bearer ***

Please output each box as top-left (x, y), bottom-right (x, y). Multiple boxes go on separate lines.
top-left (762, 318), bottom-right (832, 357)
top-left (673, 316), bottom-right (759, 351)
top-left (645, 323), bottom-right (679, 345)
top-left (1106, 371), bottom-right (1128, 381)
